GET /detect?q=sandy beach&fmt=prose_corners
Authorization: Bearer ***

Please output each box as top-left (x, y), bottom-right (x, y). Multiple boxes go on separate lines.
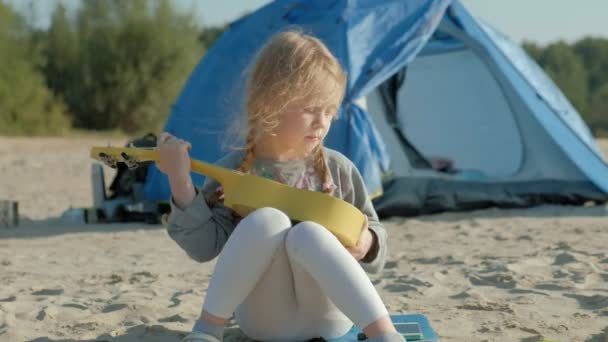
top-left (1, 137), bottom-right (607, 342)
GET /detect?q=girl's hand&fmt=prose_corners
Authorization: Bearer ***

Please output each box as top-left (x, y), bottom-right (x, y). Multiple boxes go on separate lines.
top-left (346, 215), bottom-right (373, 261)
top-left (156, 132), bottom-right (192, 180)
top-left (157, 132), bottom-right (196, 209)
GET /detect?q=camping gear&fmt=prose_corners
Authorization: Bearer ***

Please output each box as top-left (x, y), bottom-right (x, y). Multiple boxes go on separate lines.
top-left (328, 314), bottom-right (439, 342)
top-left (91, 146), bottom-right (365, 246)
top-left (183, 332), bottom-right (221, 342)
top-left (90, 134), bottom-right (168, 223)
top-left (0, 200), bottom-right (18, 228)
top-left (142, 0), bottom-right (608, 216)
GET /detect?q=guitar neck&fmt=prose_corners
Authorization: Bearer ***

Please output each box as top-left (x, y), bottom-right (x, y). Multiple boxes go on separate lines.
top-left (189, 159), bottom-right (240, 186)
top-left (90, 147), bottom-right (239, 186)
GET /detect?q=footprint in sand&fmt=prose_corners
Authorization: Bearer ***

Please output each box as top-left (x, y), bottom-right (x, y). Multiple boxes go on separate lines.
top-left (563, 293), bottom-right (608, 311)
top-left (468, 273), bottom-right (517, 289)
top-left (383, 283), bottom-right (418, 292)
top-left (0, 296), bottom-right (15, 302)
top-left (36, 306), bottom-right (59, 321)
top-left (478, 256), bottom-right (512, 270)
top-left (534, 283), bottom-right (571, 291)
top-left (158, 313), bottom-right (188, 323)
top-left (412, 255), bottom-right (463, 265)
top-left (553, 241), bottom-right (572, 251)
top-left (553, 269), bottom-right (570, 278)
top-left (395, 275), bottom-right (433, 287)
top-left (509, 288), bottom-right (549, 297)
top-left (62, 303), bottom-right (89, 310)
top-left (129, 271), bottom-right (157, 284)
top-left (469, 219), bottom-right (481, 228)
top-left (449, 291), bottom-right (471, 300)
top-left (507, 257), bottom-right (554, 282)
top-left (553, 252), bottom-right (577, 265)
top-left (457, 300), bottom-right (514, 314)
top-left (101, 303), bottom-right (129, 313)
top-left (31, 288), bottom-right (64, 296)
top-left (383, 275), bottom-right (432, 293)
top-left (517, 234), bottom-right (533, 241)
top-left (81, 272), bottom-right (126, 285)
top-left (384, 261), bottom-right (398, 269)
top-left (169, 289), bottom-right (194, 308)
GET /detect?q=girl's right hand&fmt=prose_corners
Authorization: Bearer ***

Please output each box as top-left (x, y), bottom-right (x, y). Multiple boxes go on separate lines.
top-left (156, 132), bottom-right (192, 180)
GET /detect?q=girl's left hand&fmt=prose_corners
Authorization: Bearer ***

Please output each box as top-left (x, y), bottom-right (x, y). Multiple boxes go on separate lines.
top-left (346, 215), bottom-right (373, 260)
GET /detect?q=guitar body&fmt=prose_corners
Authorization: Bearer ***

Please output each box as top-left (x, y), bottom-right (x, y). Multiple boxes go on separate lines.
top-left (226, 173), bottom-right (364, 246)
top-left (90, 147), bottom-right (365, 246)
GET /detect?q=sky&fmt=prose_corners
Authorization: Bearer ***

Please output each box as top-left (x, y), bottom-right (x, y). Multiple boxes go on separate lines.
top-left (4, 0), bottom-right (608, 45)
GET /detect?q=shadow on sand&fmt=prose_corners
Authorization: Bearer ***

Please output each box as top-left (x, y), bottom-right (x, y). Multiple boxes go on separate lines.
top-left (27, 325), bottom-right (252, 342)
top-left (0, 218), bottom-right (163, 239)
top-left (3, 203), bottom-right (606, 240)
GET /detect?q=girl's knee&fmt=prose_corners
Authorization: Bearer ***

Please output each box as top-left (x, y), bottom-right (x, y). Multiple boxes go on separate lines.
top-left (285, 221), bottom-right (336, 253)
top-left (247, 207), bottom-right (291, 226)
top-left (235, 207), bottom-right (292, 238)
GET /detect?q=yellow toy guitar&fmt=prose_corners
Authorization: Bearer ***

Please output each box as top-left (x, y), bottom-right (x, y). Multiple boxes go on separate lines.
top-left (90, 147), bottom-right (365, 247)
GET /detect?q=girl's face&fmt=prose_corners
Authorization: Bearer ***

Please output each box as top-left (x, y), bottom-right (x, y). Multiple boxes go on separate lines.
top-left (260, 101), bottom-right (337, 159)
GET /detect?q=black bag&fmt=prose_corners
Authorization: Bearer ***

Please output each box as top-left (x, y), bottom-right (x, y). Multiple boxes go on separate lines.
top-left (108, 133), bottom-right (157, 199)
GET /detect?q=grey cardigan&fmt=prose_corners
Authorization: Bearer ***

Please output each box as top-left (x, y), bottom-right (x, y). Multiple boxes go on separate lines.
top-left (166, 148), bottom-right (388, 275)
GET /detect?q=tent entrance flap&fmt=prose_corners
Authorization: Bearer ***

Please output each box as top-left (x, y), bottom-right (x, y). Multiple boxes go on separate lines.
top-left (398, 48), bottom-right (524, 177)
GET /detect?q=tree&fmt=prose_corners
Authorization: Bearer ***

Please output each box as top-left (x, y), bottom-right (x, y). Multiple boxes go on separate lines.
top-left (590, 83), bottom-right (608, 133)
top-left (199, 25), bottom-right (226, 51)
top-left (42, 0), bottom-right (203, 133)
top-left (0, 2), bottom-right (69, 135)
top-left (522, 40), bottom-right (543, 61)
top-left (538, 42), bottom-right (589, 118)
top-left (44, 3), bottom-right (79, 99)
top-left (573, 37), bottom-right (608, 97)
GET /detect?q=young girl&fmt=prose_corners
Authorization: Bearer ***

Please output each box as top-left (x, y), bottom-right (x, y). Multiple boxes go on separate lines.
top-left (157, 31), bottom-right (405, 342)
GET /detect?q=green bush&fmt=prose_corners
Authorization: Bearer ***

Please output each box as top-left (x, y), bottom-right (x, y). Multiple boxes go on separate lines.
top-left (43, 0), bottom-right (203, 134)
top-left (0, 2), bottom-right (70, 135)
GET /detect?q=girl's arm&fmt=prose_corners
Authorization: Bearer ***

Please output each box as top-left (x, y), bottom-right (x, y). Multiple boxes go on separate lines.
top-left (166, 152), bottom-right (242, 262)
top-left (343, 161), bottom-right (388, 275)
top-left (166, 181), bottom-right (237, 263)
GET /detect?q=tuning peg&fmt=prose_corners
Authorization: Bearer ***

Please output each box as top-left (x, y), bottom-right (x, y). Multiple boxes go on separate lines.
top-left (98, 152), bottom-right (118, 169)
top-left (121, 152), bottom-right (139, 169)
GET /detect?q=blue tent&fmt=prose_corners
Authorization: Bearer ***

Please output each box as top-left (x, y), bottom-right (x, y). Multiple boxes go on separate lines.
top-left (144, 0), bottom-right (608, 214)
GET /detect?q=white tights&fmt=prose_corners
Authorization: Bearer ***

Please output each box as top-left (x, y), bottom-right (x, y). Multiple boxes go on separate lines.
top-left (202, 207), bottom-right (388, 341)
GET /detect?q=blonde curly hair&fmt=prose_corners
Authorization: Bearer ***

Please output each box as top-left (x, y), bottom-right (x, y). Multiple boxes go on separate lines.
top-left (237, 30), bottom-right (347, 194)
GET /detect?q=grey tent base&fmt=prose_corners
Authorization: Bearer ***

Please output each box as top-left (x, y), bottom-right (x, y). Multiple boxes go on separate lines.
top-left (373, 178), bottom-right (608, 218)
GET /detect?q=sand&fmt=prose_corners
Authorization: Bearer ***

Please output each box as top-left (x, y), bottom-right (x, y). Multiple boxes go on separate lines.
top-left (1, 136), bottom-right (607, 342)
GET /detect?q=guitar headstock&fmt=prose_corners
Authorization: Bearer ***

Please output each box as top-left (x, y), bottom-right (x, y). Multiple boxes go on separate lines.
top-left (90, 146), bottom-right (158, 169)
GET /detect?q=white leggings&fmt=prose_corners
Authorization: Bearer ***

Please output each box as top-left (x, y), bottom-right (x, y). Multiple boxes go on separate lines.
top-left (202, 207), bottom-right (388, 341)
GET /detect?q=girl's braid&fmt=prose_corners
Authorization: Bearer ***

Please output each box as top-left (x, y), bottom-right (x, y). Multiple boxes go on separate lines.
top-left (314, 146), bottom-right (334, 195)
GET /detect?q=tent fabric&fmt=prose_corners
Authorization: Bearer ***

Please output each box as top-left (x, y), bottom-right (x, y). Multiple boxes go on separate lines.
top-left (145, 0), bottom-right (452, 201)
top-left (479, 21), bottom-right (599, 154)
top-left (449, 2), bottom-right (608, 194)
top-left (144, 0), bottom-right (608, 215)
top-left (398, 49), bottom-right (525, 177)
top-left (374, 178), bottom-right (607, 218)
